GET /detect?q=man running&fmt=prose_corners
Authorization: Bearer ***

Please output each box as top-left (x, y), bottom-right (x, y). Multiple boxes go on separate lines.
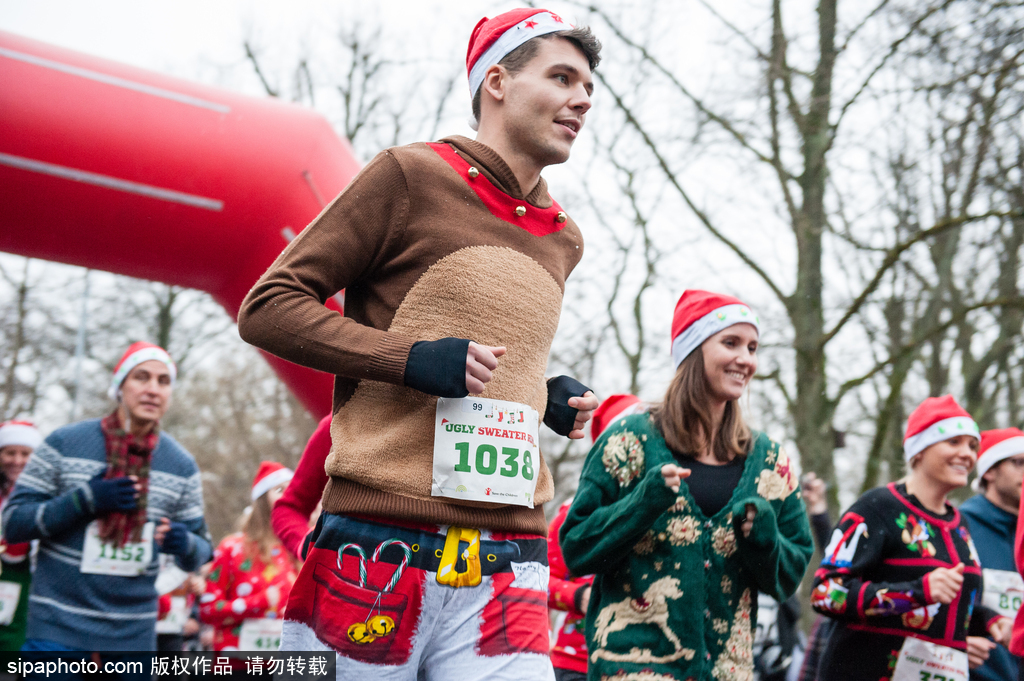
top-left (238, 8), bottom-right (601, 679)
top-left (962, 428), bottom-right (1024, 680)
top-left (2, 342), bottom-right (212, 652)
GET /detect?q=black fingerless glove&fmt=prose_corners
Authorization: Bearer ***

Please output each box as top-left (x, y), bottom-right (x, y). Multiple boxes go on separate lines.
top-left (404, 338), bottom-right (472, 398)
top-left (544, 376), bottom-right (591, 437)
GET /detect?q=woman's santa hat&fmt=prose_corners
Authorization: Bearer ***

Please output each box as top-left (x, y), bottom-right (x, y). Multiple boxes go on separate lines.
top-left (671, 290), bottom-right (759, 369)
top-left (0, 420), bottom-right (42, 451)
top-left (108, 341), bottom-right (177, 399)
top-left (251, 461), bottom-right (293, 502)
top-left (466, 8), bottom-right (571, 123)
top-left (902, 395), bottom-right (979, 462)
top-left (973, 427), bottom-right (1024, 488)
top-left (591, 394), bottom-right (646, 442)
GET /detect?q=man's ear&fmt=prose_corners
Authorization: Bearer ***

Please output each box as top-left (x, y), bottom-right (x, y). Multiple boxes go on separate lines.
top-left (480, 64), bottom-right (508, 107)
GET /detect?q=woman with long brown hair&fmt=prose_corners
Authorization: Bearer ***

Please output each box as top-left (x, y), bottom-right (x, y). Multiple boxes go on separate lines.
top-left (560, 290), bottom-right (813, 681)
top-left (200, 462), bottom-right (298, 651)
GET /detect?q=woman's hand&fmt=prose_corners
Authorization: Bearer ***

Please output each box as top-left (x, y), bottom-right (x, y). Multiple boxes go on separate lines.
top-left (967, 636), bottom-right (996, 668)
top-left (988, 615), bottom-right (1013, 646)
top-left (925, 563), bottom-right (964, 604)
top-left (800, 473), bottom-right (828, 515)
top-left (579, 585), bottom-right (591, 616)
top-left (740, 504), bottom-right (757, 538)
top-left (660, 464), bottom-right (691, 493)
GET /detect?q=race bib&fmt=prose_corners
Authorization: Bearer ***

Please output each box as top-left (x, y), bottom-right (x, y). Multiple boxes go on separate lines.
top-left (0, 581), bottom-right (22, 626)
top-left (80, 520), bottom-right (154, 576)
top-left (155, 596), bottom-right (189, 634)
top-left (891, 636), bottom-right (968, 681)
top-left (982, 568), bottom-right (1024, 618)
top-left (432, 397), bottom-right (540, 508)
top-left (238, 618), bottom-right (283, 651)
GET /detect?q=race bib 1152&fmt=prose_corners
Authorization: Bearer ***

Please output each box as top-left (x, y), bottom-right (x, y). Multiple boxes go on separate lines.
top-left (432, 397), bottom-right (540, 508)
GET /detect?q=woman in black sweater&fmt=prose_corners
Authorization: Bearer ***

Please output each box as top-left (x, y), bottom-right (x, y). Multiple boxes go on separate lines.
top-left (811, 395), bottom-right (1012, 680)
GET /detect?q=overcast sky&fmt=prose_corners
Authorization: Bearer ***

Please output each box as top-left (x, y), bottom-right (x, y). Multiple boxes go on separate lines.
top-left (0, 1), bottom-right (582, 93)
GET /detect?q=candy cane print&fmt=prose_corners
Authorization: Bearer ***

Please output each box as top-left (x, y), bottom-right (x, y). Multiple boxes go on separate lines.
top-left (372, 539), bottom-right (412, 593)
top-left (337, 543), bottom-right (367, 589)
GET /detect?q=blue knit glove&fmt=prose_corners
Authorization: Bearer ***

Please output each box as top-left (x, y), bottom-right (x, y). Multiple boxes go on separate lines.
top-left (160, 522), bottom-right (193, 557)
top-left (87, 473), bottom-right (137, 514)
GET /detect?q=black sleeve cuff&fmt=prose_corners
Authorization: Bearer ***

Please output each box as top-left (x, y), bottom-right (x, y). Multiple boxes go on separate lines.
top-left (404, 338), bottom-right (471, 398)
top-left (544, 376), bottom-right (590, 436)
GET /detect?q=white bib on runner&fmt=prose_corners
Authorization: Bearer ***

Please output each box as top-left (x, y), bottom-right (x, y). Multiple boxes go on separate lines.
top-left (432, 397), bottom-right (540, 508)
top-left (238, 618), bottom-right (283, 651)
top-left (80, 520), bottom-right (154, 576)
top-left (982, 568), bottom-right (1024, 618)
top-left (891, 636), bottom-right (968, 681)
top-left (155, 596), bottom-right (189, 634)
top-left (0, 581), bottom-right (22, 626)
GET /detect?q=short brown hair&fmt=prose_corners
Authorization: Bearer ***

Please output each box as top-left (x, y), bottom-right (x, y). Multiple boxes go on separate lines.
top-left (472, 26), bottom-right (602, 121)
top-left (650, 350), bottom-right (753, 462)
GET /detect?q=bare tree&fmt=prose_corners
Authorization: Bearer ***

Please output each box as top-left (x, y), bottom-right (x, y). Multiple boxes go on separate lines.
top-left (570, 0), bottom-right (1024, 505)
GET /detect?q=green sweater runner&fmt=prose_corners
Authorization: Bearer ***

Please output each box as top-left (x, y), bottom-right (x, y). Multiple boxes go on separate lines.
top-left (561, 413), bottom-right (813, 681)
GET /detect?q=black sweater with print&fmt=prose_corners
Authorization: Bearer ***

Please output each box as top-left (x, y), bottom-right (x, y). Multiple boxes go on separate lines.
top-left (811, 482), bottom-right (1001, 680)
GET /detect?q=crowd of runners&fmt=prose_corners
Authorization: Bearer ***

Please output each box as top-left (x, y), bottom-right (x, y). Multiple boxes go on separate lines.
top-left (1, 7), bottom-right (1024, 681)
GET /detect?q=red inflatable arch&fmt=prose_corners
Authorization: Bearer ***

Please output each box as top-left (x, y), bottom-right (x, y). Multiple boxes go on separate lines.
top-left (0, 31), bottom-right (364, 417)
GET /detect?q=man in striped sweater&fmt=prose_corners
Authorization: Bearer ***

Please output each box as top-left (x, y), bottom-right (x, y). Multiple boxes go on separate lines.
top-left (1, 342), bottom-right (212, 651)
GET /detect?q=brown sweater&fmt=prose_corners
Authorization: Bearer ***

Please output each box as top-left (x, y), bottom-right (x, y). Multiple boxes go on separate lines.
top-left (238, 136), bottom-right (584, 535)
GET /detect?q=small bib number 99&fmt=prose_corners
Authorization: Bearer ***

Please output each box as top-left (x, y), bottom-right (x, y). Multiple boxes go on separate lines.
top-left (452, 443), bottom-right (534, 480)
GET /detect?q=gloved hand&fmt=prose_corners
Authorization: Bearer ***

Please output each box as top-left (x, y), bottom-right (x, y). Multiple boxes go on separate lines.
top-left (159, 521), bottom-right (193, 557)
top-left (87, 473), bottom-right (138, 514)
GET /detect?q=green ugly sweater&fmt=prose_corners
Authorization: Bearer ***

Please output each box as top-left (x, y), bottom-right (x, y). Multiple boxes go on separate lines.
top-left (560, 413), bottom-right (813, 681)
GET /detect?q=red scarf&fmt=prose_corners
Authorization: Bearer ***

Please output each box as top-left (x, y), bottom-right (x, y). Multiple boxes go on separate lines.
top-left (99, 410), bottom-right (156, 546)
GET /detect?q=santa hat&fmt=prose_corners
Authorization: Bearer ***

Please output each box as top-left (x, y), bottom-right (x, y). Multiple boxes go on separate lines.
top-left (467, 9), bottom-right (571, 101)
top-left (0, 420), bottom-right (42, 451)
top-left (973, 427), bottom-right (1024, 489)
top-left (108, 341), bottom-right (176, 400)
top-left (591, 394), bottom-right (646, 442)
top-left (251, 461), bottom-right (293, 502)
top-left (671, 290), bottom-right (759, 369)
top-left (902, 395), bottom-right (979, 462)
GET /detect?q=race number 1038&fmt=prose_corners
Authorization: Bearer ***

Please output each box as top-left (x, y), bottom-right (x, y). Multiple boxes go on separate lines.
top-left (451, 442), bottom-right (534, 481)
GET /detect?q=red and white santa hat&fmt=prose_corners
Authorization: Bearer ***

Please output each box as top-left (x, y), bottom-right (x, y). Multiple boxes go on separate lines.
top-left (671, 290), bottom-right (759, 369)
top-left (251, 461), bottom-right (293, 502)
top-left (467, 9), bottom-right (571, 101)
top-left (974, 427), bottom-right (1024, 486)
top-left (0, 420), bottom-right (42, 451)
top-left (108, 341), bottom-right (177, 400)
top-left (902, 395), bottom-right (979, 462)
top-left (591, 394), bottom-right (646, 442)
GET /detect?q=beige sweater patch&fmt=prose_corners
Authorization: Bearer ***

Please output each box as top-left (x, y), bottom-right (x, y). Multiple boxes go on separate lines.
top-left (326, 245), bottom-right (562, 507)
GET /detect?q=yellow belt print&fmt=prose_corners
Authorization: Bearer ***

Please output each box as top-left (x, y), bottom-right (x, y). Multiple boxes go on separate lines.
top-left (436, 526), bottom-right (482, 588)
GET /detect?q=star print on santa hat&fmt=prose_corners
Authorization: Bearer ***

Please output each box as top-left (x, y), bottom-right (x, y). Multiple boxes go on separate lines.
top-left (902, 394), bottom-right (979, 462)
top-left (466, 9), bottom-right (574, 99)
top-left (670, 290), bottom-right (759, 369)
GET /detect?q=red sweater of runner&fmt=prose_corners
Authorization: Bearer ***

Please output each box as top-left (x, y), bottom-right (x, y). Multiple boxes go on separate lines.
top-left (548, 499), bottom-right (592, 674)
top-left (1012, 481), bottom-right (1024, 654)
top-left (271, 415), bottom-right (331, 559)
top-left (199, 533), bottom-right (299, 650)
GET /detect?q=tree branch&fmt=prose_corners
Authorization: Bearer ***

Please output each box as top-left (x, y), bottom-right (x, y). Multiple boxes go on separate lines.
top-left (834, 295), bottom-right (1024, 401)
top-left (822, 210), bottom-right (1023, 345)
top-left (596, 71), bottom-right (791, 309)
